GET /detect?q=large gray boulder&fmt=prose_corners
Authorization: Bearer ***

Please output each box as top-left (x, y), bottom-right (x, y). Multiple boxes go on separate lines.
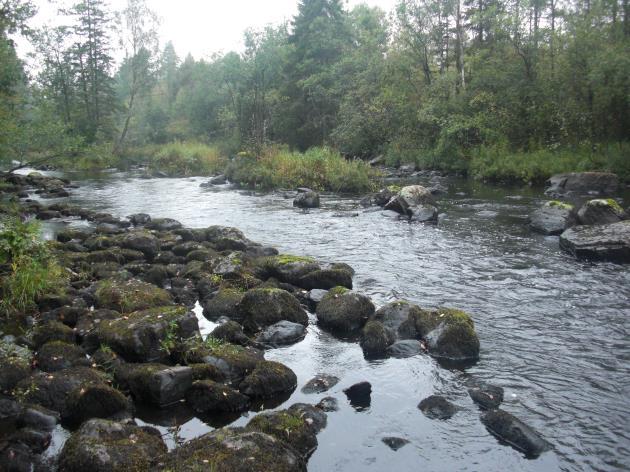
top-left (577, 199), bottom-right (624, 226)
top-left (545, 172), bottom-right (618, 196)
top-left (529, 201), bottom-right (576, 235)
top-left (239, 288), bottom-right (308, 333)
top-left (384, 185), bottom-right (438, 222)
top-left (559, 220), bottom-right (630, 263)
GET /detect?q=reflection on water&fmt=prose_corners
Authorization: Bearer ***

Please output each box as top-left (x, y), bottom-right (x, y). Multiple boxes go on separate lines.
top-left (47, 171), bottom-right (630, 471)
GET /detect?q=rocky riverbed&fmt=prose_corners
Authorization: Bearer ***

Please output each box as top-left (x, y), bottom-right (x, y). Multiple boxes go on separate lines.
top-left (1, 169), bottom-right (629, 471)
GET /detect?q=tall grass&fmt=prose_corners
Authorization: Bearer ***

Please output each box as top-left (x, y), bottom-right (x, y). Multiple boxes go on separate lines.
top-left (147, 142), bottom-right (227, 177)
top-left (226, 146), bottom-right (377, 193)
top-left (469, 142), bottom-right (630, 184)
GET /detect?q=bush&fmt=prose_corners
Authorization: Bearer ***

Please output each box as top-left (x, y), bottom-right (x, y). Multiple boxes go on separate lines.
top-left (225, 146), bottom-right (377, 193)
top-left (0, 216), bottom-right (67, 317)
top-left (148, 142), bottom-right (227, 176)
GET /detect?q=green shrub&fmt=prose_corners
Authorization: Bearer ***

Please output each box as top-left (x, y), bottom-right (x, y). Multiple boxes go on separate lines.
top-left (225, 145), bottom-right (377, 193)
top-left (0, 217), bottom-right (67, 316)
top-left (149, 142), bottom-right (227, 176)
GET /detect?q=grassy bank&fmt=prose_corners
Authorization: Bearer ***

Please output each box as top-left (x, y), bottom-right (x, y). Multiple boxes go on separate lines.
top-left (226, 146), bottom-right (377, 193)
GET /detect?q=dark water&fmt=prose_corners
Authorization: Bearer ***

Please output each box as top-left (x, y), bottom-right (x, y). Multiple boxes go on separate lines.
top-left (39, 171), bottom-right (630, 471)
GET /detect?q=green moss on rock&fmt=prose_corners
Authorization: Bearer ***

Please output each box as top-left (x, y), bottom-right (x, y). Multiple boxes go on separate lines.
top-left (94, 278), bottom-right (173, 313)
top-left (239, 360), bottom-right (297, 399)
top-left (410, 308), bottom-right (480, 360)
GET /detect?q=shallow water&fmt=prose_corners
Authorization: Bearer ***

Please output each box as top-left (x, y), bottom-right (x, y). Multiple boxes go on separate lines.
top-left (41, 171), bottom-right (630, 471)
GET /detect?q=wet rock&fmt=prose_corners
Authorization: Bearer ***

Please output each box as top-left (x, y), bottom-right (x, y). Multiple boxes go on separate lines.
top-left (35, 341), bottom-right (89, 372)
top-left (75, 309), bottom-right (120, 351)
top-left (0, 398), bottom-right (22, 427)
top-left (62, 383), bottom-right (132, 425)
top-left (31, 321), bottom-right (75, 348)
top-left (209, 174), bottom-right (228, 185)
top-left (418, 395), bottom-right (458, 420)
top-left (197, 342), bottom-right (264, 384)
top-left (189, 363), bottom-right (226, 382)
top-left (142, 264), bottom-right (169, 287)
top-left (387, 339), bottom-right (424, 358)
top-left (210, 320), bottom-right (251, 347)
top-left (545, 172), bottom-right (618, 196)
top-left (86, 248), bottom-right (145, 265)
top-left (316, 396), bottom-right (339, 412)
top-left (246, 404), bottom-right (326, 458)
top-left (57, 228), bottom-right (91, 243)
top-left (384, 195), bottom-right (410, 216)
top-left (58, 419), bottom-right (167, 471)
top-left (170, 277), bottom-right (198, 307)
top-left (360, 320), bottom-right (395, 357)
top-left (161, 428), bottom-right (306, 471)
top-left (145, 218), bottom-right (182, 231)
top-left (409, 204), bottom-right (439, 223)
top-left (256, 320), bottom-right (306, 348)
top-left (577, 199), bottom-right (624, 226)
top-left (373, 187), bottom-right (396, 207)
top-left (205, 225), bottom-right (251, 251)
top-left (410, 307), bottom-right (480, 361)
top-left (316, 287), bottom-right (375, 335)
top-left (0, 340), bottom-right (31, 393)
top-left (122, 363), bottom-right (193, 407)
top-left (127, 213), bottom-right (151, 226)
top-left (20, 405), bottom-right (59, 431)
top-left (371, 300), bottom-right (421, 339)
top-left (382, 436), bottom-right (410, 451)
top-left (481, 409), bottom-right (551, 458)
top-left (255, 255), bottom-right (321, 285)
top-left (172, 241), bottom-right (205, 257)
top-left (298, 268), bottom-right (353, 290)
top-left (344, 381), bottom-right (371, 410)
top-left (301, 374), bottom-right (340, 394)
top-left (306, 289), bottom-right (328, 311)
top-left (211, 251), bottom-right (246, 277)
top-left (186, 379), bottom-right (249, 413)
top-left (119, 231), bottom-right (160, 260)
top-left (94, 278), bottom-right (173, 312)
top-left (293, 190), bottom-right (320, 209)
top-left (40, 304), bottom-right (87, 327)
top-left (529, 201), bottom-right (576, 235)
top-left (36, 210), bottom-right (60, 220)
top-left (0, 441), bottom-right (40, 471)
top-left (202, 288), bottom-right (244, 321)
top-left (559, 220), bottom-right (630, 263)
top-left (97, 305), bottom-right (198, 363)
top-left (468, 383), bottom-right (504, 410)
top-left (239, 288), bottom-right (308, 333)
top-left (239, 360), bottom-right (297, 399)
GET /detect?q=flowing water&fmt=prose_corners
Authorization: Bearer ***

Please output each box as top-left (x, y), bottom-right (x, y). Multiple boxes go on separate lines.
top-left (39, 171), bottom-right (630, 471)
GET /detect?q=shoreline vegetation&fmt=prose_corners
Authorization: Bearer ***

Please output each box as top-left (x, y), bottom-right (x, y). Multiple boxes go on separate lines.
top-left (49, 140), bottom-right (630, 192)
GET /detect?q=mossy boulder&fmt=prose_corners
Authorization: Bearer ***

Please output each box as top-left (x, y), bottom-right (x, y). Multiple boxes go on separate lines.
top-left (210, 321), bottom-right (252, 347)
top-left (529, 201), bottom-right (576, 235)
top-left (239, 288), bottom-right (308, 333)
top-left (246, 408), bottom-right (319, 458)
top-left (410, 308), bottom-right (480, 360)
top-left (119, 230), bottom-right (160, 260)
top-left (119, 363), bottom-right (193, 407)
top-left (316, 288), bottom-right (375, 335)
top-left (360, 320), bottom-right (395, 358)
top-left (59, 419), bottom-right (167, 472)
top-left (255, 255), bottom-right (320, 285)
top-left (371, 300), bottom-right (422, 339)
top-left (186, 380), bottom-right (250, 413)
top-left (145, 218), bottom-right (182, 231)
top-left (193, 340), bottom-right (264, 385)
top-left (160, 428), bottom-right (305, 472)
top-left (0, 340), bottom-right (31, 393)
top-left (62, 383), bottom-right (132, 425)
top-left (205, 225), bottom-right (250, 251)
top-left (94, 278), bottom-right (173, 313)
top-left (86, 248), bottom-right (145, 265)
top-left (202, 288), bottom-right (244, 322)
top-left (32, 321), bottom-right (75, 348)
top-left (172, 241), bottom-right (205, 257)
top-left (35, 341), bottom-right (89, 372)
top-left (256, 320), bottom-right (306, 348)
top-left (298, 268), bottom-right (353, 290)
top-left (97, 305), bottom-right (198, 362)
top-left (577, 199), bottom-right (624, 226)
top-left (239, 360), bottom-right (297, 399)
top-left (189, 363), bottom-right (226, 382)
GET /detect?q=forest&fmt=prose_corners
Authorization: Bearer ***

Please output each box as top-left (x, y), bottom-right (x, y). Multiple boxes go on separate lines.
top-left (1, 0), bottom-right (629, 186)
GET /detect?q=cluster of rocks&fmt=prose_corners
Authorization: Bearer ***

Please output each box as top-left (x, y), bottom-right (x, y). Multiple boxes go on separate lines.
top-left (361, 184), bottom-right (440, 223)
top-left (0, 171), bottom-right (76, 200)
top-left (529, 172), bottom-right (629, 263)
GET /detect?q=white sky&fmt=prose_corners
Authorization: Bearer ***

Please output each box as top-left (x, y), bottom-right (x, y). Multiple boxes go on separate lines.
top-left (18, 0), bottom-right (399, 63)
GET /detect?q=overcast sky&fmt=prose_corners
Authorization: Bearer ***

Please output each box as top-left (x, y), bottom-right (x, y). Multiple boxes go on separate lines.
top-left (19, 0), bottom-right (399, 63)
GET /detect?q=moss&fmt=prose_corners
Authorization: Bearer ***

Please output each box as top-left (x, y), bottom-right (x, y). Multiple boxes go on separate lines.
top-left (605, 199), bottom-right (624, 213)
top-left (547, 200), bottom-right (574, 210)
top-left (387, 185), bottom-right (402, 193)
top-left (274, 254), bottom-right (315, 265)
top-left (410, 307), bottom-right (479, 360)
top-left (94, 278), bottom-right (172, 313)
top-left (328, 286), bottom-right (349, 296)
top-left (239, 360), bottom-right (297, 399)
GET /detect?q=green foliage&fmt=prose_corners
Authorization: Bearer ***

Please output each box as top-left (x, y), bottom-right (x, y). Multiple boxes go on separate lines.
top-left (149, 142), bottom-right (227, 176)
top-left (0, 216), bottom-right (67, 316)
top-left (226, 146), bottom-right (376, 193)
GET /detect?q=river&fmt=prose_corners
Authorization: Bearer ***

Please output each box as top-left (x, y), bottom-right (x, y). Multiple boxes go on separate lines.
top-left (38, 170), bottom-right (630, 471)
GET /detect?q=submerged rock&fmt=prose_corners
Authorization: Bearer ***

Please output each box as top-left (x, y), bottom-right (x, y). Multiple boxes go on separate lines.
top-left (293, 190), bottom-right (320, 209)
top-left (468, 383), bottom-right (504, 410)
top-left (301, 374), bottom-right (340, 394)
top-left (382, 436), bottom-right (410, 451)
top-left (160, 428), bottom-right (306, 471)
top-left (418, 395), bottom-right (459, 420)
top-left (387, 339), bottom-right (424, 358)
top-left (344, 381), bottom-right (372, 410)
top-left (316, 287), bottom-right (375, 335)
top-left (577, 199), bottom-right (624, 226)
top-left (545, 172), bottom-right (618, 196)
top-left (481, 409), bottom-right (551, 458)
top-left (316, 396), bottom-right (339, 412)
top-left (529, 201), bottom-right (576, 235)
top-left (409, 307), bottom-right (480, 361)
top-left (186, 380), bottom-right (250, 413)
top-left (239, 288), bottom-right (308, 333)
top-left (256, 320), bottom-right (306, 347)
top-left (59, 419), bottom-right (167, 471)
top-left (239, 360), bottom-right (297, 399)
top-left (559, 220), bottom-right (630, 263)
